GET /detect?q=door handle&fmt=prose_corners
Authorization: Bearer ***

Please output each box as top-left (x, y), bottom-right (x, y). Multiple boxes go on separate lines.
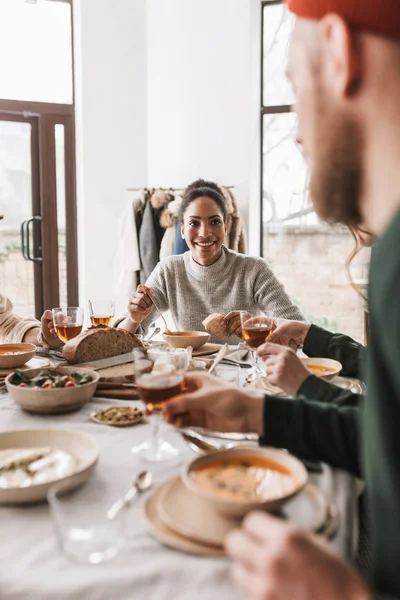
top-left (20, 216), bottom-right (42, 263)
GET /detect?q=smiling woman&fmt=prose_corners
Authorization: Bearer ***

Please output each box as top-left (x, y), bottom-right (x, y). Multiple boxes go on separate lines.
top-left (118, 179), bottom-right (305, 343)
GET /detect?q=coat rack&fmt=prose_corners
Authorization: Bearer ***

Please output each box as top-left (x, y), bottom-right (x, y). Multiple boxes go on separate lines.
top-left (127, 185), bottom-right (235, 192)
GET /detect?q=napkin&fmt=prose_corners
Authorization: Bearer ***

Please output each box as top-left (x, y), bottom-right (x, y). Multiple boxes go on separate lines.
top-left (223, 347), bottom-right (252, 366)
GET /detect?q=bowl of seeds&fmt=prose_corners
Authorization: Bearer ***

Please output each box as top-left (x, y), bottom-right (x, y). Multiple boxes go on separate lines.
top-left (91, 406), bottom-right (144, 427)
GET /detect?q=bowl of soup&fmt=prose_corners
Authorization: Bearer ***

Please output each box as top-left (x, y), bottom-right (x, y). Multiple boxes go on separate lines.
top-left (163, 331), bottom-right (210, 350)
top-left (182, 447), bottom-right (308, 519)
top-left (300, 358), bottom-right (342, 380)
top-left (0, 343), bottom-right (36, 369)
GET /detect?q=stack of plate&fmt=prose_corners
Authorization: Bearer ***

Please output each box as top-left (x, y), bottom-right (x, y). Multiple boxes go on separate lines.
top-left (257, 375), bottom-right (364, 398)
top-left (145, 475), bottom-right (339, 557)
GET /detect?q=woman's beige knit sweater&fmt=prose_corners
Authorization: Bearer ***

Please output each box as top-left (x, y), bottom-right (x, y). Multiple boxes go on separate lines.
top-left (140, 246), bottom-right (304, 343)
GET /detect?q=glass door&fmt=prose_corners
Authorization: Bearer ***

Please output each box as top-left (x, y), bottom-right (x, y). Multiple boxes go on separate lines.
top-left (0, 115), bottom-right (42, 319)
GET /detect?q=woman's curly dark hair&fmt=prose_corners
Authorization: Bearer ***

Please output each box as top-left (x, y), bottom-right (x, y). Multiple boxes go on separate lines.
top-left (178, 179), bottom-right (227, 224)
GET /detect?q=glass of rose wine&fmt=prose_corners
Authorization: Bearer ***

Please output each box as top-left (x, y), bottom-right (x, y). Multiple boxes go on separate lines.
top-left (52, 307), bottom-right (84, 344)
top-left (88, 300), bottom-right (115, 328)
top-left (240, 311), bottom-right (273, 380)
top-left (131, 350), bottom-right (184, 462)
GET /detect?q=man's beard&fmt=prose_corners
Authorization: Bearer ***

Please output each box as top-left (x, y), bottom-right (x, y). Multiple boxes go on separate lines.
top-left (309, 104), bottom-right (363, 227)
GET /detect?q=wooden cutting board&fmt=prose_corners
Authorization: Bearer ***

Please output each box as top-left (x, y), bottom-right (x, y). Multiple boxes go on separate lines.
top-left (94, 387), bottom-right (141, 400)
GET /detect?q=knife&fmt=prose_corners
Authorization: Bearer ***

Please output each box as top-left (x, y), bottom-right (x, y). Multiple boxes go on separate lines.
top-left (208, 344), bottom-right (229, 375)
top-left (76, 353), bottom-right (134, 371)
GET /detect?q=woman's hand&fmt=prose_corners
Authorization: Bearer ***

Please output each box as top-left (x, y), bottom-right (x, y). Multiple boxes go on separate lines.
top-left (226, 512), bottom-right (370, 600)
top-left (224, 312), bottom-right (243, 337)
top-left (258, 342), bottom-right (311, 396)
top-left (40, 310), bottom-right (64, 348)
top-left (163, 372), bottom-right (264, 435)
top-left (267, 319), bottom-right (311, 348)
top-left (128, 285), bottom-right (154, 324)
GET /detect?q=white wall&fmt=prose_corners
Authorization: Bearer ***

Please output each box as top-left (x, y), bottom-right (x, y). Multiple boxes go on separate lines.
top-left (74, 0), bottom-right (262, 311)
top-left (73, 0), bottom-right (148, 312)
top-left (146, 0), bottom-right (256, 228)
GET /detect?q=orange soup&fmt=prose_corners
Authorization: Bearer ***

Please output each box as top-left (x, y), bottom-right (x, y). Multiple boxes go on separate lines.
top-left (306, 365), bottom-right (337, 377)
top-left (0, 347), bottom-right (26, 355)
top-left (191, 457), bottom-right (296, 503)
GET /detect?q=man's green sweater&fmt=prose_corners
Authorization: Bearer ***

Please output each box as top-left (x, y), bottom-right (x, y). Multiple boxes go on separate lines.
top-left (262, 210), bottom-right (400, 599)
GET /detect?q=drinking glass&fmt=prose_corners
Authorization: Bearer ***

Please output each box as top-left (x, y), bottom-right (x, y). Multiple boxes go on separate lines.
top-left (214, 364), bottom-right (241, 386)
top-left (48, 479), bottom-right (126, 564)
top-left (88, 299), bottom-right (115, 328)
top-left (239, 311), bottom-right (272, 380)
top-left (52, 307), bottom-right (84, 343)
top-left (131, 350), bottom-right (183, 462)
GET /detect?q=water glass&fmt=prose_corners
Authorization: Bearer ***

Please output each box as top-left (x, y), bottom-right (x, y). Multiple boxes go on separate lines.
top-left (213, 364), bottom-right (241, 386)
top-left (48, 479), bottom-right (126, 565)
top-left (88, 299), bottom-right (115, 328)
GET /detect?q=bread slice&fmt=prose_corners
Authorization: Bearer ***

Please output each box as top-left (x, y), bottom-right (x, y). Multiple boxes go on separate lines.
top-left (202, 313), bottom-right (227, 339)
top-left (63, 327), bottom-right (143, 364)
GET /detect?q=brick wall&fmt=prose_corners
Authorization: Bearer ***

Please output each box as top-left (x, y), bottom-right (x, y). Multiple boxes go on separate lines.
top-left (264, 227), bottom-right (370, 344)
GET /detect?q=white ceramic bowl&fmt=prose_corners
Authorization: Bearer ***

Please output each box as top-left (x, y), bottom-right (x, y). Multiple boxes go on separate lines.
top-left (182, 446), bottom-right (308, 519)
top-left (6, 366), bottom-right (99, 414)
top-left (300, 357), bottom-right (342, 381)
top-left (163, 331), bottom-right (210, 350)
top-left (0, 429), bottom-right (98, 504)
top-left (0, 343), bottom-right (36, 369)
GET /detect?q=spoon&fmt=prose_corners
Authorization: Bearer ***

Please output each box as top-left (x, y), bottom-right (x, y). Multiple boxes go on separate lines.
top-left (181, 431), bottom-right (235, 454)
top-left (144, 327), bottom-right (161, 344)
top-left (148, 294), bottom-right (172, 335)
top-left (107, 470), bottom-right (152, 520)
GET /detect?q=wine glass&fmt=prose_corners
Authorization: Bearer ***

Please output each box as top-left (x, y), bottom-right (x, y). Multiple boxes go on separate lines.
top-left (239, 311), bottom-right (273, 380)
top-left (131, 350), bottom-right (184, 462)
top-left (52, 307), bottom-right (84, 344)
top-left (88, 300), bottom-right (115, 327)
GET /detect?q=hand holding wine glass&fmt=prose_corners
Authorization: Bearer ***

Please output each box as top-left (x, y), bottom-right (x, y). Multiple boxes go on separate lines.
top-left (132, 350), bottom-right (186, 462)
top-left (239, 312), bottom-right (274, 380)
top-left (52, 307), bottom-right (84, 344)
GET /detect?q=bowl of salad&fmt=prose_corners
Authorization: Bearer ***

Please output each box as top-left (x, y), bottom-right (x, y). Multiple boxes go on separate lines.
top-left (5, 367), bottom-right (99, 414)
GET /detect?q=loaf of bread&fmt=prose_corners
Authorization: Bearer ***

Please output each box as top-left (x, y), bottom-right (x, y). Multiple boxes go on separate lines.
top-left (202, 313), bottom-right (228, 339)
top-left (63, 327), bottom-right (143, 364)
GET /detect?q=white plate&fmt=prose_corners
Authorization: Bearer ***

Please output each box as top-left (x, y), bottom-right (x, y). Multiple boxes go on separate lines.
top-left (0, 429), bottom-right (98, 504)
top-left (153, 476), bottom-right (330, 549)
top-left (254, 375), bottom-right (364, 398)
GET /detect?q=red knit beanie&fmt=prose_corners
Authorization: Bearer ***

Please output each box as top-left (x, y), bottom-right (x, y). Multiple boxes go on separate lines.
top-left (286, 0), bottom-right (400, 40)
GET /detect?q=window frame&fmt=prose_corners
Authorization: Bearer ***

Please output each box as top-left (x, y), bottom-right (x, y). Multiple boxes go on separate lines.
top-left (260, 0), bottom-right (317, 255)
top-left (0, 0), bottom-right (78, 316)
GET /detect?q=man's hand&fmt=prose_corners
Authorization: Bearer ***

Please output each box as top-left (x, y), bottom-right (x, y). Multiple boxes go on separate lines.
top-left (224, 312), bottom-right (243, 337)
top-left (226, 512), bottom-right (370, 600)
top-left (41, 310), bottom-right (64, 348)
top-left (267, 319), bottom-right (311, 348)
top-left (258, 342), bottom-right (311, 396)
top-left (163, 372), bottom-right (264, 435)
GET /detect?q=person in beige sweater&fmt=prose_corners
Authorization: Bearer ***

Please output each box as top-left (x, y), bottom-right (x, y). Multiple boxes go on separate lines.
top-left (0, 295), bottom-right (62, 348)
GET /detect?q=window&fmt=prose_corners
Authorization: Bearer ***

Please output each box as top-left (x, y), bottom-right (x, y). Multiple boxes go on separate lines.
top-left (261, 1), bottom-right (370, 343)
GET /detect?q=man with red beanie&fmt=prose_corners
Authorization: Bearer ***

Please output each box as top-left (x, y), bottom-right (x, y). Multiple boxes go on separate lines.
top-left (226, 1), bottom-right (400, 597)
top-left (164, 1), bottom-right (400, 598)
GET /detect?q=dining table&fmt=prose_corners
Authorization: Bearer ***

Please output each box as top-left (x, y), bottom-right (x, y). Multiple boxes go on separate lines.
top-left (0, 352), bottom-right (361, 600)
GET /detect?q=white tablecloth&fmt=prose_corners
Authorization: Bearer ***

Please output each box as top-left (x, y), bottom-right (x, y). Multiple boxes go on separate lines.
top-left (0, 391), bottom-right (359, 600)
